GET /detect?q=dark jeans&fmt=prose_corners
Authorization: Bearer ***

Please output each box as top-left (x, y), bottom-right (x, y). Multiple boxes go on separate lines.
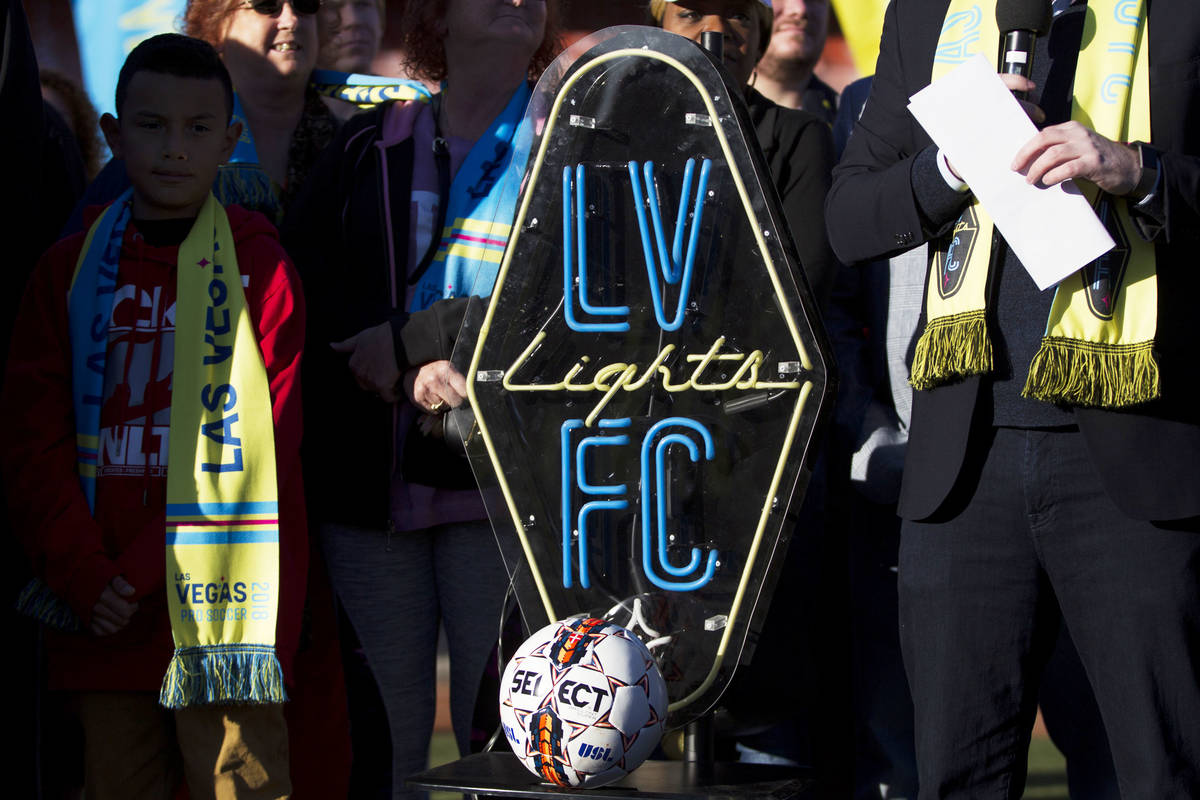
top-left (899, 427), bottom-right (1200, 800)
top-left (1039, 624), bottom-right (1120, 800)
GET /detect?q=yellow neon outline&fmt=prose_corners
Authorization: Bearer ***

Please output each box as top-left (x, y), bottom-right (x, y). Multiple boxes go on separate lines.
top-left (502, 334), bottom-right (802, 415)
top-left (466, 47), bottom-right (821, 712)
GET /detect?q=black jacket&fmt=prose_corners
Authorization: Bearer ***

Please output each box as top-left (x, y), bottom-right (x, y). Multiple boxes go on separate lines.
top-left (285, 102), bottom-right (472, 526)
top-left (745, 87), bottom-right (838, 309)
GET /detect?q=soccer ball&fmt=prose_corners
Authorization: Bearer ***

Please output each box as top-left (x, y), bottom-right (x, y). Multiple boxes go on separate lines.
top-left (499, 617), bottom-right (668, 788)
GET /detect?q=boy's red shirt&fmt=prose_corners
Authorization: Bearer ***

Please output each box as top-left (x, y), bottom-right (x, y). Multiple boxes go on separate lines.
top-left (1, 203), bottom-right (308, 693)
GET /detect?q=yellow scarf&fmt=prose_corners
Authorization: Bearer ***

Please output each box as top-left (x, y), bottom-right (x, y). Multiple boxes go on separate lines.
top-left (30, 194), bottom-right (283, 708)
top-left (912, 0), bottom-right (1158, 407)
top-left (159, 194), bottom-right (283, 707)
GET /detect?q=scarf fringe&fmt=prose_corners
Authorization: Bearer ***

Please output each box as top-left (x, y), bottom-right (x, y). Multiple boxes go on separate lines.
top-left (15, 578), bottom-right (83, 632)
top-left (910, 310), bottom-right (993, 390)
top-left (159, 644), bottom-right (287, 709)
top-left (1022, 337), bottom-right (1160, 408)
top-left (215, 164), bottom-right (280, 223)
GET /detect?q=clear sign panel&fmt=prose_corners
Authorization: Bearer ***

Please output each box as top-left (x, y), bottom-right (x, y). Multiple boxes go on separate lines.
top-left (454, 27), bottom-right (834, 729)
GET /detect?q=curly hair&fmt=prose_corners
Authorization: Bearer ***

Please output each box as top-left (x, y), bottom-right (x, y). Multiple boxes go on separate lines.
top-left (399, 0), bottom-right (562, 83)
top-left (182, 0), bottom-right (240, 47)
top-left (647, 0), bottom-right (773, 60)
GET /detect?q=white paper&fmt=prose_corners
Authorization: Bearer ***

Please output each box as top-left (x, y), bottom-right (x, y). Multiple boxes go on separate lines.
top-left (907, 54), bottom-right (1113, 290)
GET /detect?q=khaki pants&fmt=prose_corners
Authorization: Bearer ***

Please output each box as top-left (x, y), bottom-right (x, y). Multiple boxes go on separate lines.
top-left (73, 692), bottom-right (291, 800)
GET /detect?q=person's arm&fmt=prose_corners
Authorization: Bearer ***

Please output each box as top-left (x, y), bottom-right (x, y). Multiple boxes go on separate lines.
top-left (826, 0), bottom-right (971, 266)
top-left (1152, 148), bottom-right (1200, 244)
top-left (832, 76), bottom-right (873, 160)
top-left (284, 102), bottom-right (486, 407)
top-left (774, 115), bottom-right (838, 309)
top-left (395, 296), bottom-right (475, 366)
top-left (0, 239), bottom-right (122, 625)
top-left (1011, 125), bottom-right (1200, 245)
top-left (282, 110), bottom-right (376, 350)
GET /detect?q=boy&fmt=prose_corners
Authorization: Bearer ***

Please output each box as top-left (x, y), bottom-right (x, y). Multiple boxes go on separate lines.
top-left (2, 34), bottom-right (305, 799)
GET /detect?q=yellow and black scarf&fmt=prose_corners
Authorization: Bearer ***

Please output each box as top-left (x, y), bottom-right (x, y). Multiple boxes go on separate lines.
top-left (911, 0), bottom-right (1157, 408)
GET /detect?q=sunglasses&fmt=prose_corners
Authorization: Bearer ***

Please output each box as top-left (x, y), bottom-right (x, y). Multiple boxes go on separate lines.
top-left (240, 0), bottom-right (322, 16)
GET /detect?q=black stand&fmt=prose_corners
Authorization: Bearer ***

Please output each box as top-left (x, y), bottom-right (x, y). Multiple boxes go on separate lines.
top-left (407, 752), bottom-right (815, 799)
top-left (407, 713), bottom-right (817, 800)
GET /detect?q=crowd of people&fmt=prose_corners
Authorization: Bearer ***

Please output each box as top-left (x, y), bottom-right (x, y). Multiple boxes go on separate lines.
top-left (1, 0), bottom-right (1197, 798)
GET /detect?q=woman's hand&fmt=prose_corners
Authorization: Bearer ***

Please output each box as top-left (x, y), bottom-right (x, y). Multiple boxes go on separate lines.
top-left (403, 360), bottom-right (468, 414)
top-left (331, 322), bottom-right (401, 401)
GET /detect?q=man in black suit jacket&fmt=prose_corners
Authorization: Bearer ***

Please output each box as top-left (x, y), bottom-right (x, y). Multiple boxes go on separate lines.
top-left (826, 1), bottom-right (1200, 797)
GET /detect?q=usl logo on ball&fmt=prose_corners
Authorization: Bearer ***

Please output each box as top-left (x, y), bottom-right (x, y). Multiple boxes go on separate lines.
top-left (500, 617), bottom-right (668, 788)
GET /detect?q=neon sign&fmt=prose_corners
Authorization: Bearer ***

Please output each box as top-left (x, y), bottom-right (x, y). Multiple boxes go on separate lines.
top-left (461, 28), bottom-right (832, 724)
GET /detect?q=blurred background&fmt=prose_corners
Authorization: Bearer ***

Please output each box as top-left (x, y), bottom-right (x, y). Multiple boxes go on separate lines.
top-left (25, 0), bottom-right (881, 118)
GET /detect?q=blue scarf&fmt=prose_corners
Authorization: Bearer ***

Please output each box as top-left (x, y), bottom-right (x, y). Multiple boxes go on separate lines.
top-left (70, 191), bottom-right (134, 511)
top-left (409, 81), bottom-right (534, 312)
top-left (214, 93), bottom-right (281, 222)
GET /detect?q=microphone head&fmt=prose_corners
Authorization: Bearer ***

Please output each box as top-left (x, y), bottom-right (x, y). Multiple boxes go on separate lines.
top-left (996, 0), bottom-right (1052, 35)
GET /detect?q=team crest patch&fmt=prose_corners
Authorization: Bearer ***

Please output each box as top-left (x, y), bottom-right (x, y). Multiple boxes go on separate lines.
top-left (936, 206), bottom-right (979, 300)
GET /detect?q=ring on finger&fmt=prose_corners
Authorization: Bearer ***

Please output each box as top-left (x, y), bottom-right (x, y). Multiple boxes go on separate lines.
top-left (430, 400), bottom-right (447, 414)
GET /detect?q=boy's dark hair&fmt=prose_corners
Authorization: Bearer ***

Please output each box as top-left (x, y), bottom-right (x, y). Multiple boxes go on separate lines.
top-left (114, 33), bottom-right (235, 122)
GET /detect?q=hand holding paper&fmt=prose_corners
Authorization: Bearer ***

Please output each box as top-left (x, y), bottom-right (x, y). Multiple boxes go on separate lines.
top-left (907, 53), bottom-right (1114, 290)
top-left (1011, 119), bottom-right (1142, 196)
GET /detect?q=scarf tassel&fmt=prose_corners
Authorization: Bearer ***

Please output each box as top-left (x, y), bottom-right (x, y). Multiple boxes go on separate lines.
top-left (1022, 337), bottom-right (1160, 408)
top-left (159, 644), bottom-right (287, 709)
top-left (909, 309), bottom-right (993, 391)
top-left (15, 578), bottom-right (83, 632)
top-left (215, 164), bottom-right (280, 223)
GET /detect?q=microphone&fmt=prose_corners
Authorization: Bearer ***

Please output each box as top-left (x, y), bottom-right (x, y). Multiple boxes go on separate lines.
top-left (996, 0), bottom-right (1052, 100)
